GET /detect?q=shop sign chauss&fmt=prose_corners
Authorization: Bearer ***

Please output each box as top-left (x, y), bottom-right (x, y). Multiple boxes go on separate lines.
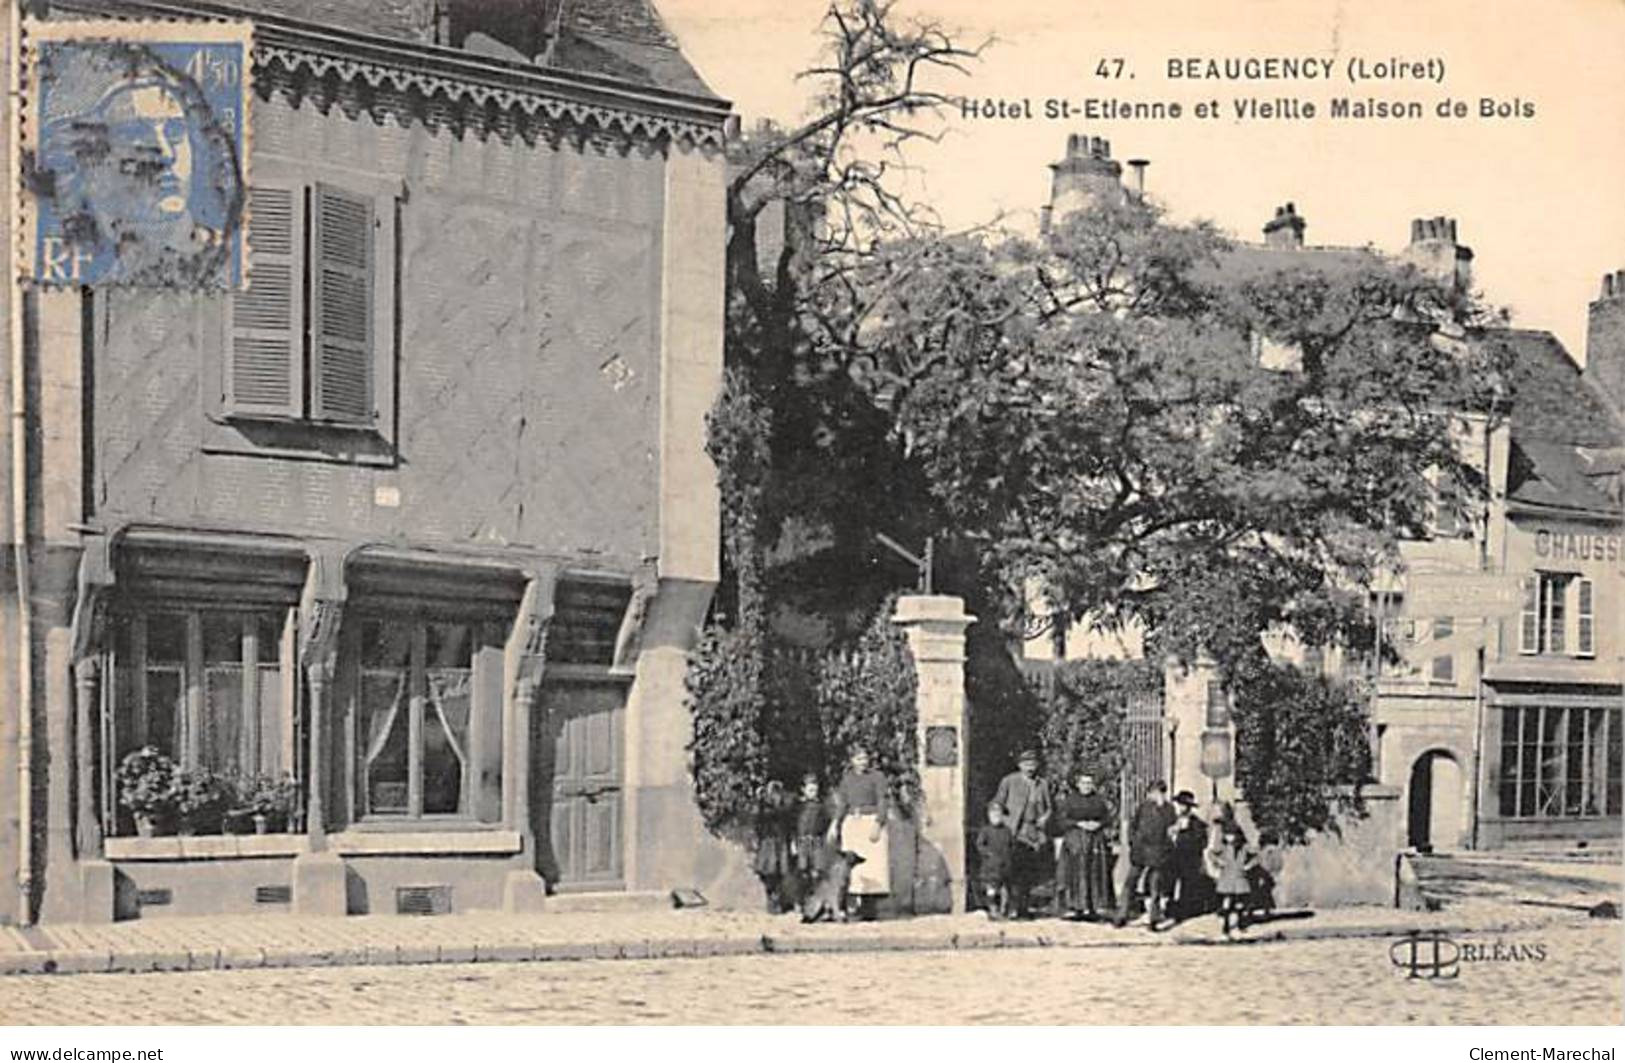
top-left (1532, 528), bottom-right (1622, 565)
top-left (24, 19), bottom-right (250, 289)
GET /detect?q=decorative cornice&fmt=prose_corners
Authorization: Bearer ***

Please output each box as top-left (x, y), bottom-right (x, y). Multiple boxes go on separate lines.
top-left (48, 0), bottom-right (732, 147)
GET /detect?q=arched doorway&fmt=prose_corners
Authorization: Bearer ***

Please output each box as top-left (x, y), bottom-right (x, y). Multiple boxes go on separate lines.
top-left (1407, 750), bottom-right (1464, 852)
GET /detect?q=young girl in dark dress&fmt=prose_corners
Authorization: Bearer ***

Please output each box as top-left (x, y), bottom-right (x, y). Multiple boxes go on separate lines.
top-left (790, 773), bottom-right (831, 908)
top-left (976, 802), bottom-right (1016, 919)
top-left (751, 780), bottom-right (795, 913)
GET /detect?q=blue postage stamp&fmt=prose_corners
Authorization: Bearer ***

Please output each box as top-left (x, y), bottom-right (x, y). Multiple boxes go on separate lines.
top-left (27, 20), bottom-right (250, 288)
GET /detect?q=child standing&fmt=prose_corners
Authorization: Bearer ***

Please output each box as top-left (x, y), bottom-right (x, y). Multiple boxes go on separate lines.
top-left (751, 780), bottom-right (795, 913)
top-left (1248, 830), bottom-right (1284, 919)
top-left (976, 802), bottom-right (1016, 919)
top-left (1205, 824), bottom-right (1256, 939)
top-left (789, 773), bottom-right (831, 909)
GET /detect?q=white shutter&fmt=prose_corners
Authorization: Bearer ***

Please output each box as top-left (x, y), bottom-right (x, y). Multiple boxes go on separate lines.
top-left (226, 185), bottom-right (305, 417)
top-left (1518, 576), bottom-right (1538, 655)
top-left (1575, 578), bottom-right (1595, 657)
top-left (310, 183), bottom-right (375, 426)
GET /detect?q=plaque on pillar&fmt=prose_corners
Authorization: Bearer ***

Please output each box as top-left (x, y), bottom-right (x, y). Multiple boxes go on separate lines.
top-left (924, 725), bottom-right (959, 767)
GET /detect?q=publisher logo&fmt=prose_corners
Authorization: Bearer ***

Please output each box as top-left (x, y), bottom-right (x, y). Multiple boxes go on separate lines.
top-left (1390, 930), bottom-right (1460, 979)
top-left (1390, 932), bottom-right (1550, 979)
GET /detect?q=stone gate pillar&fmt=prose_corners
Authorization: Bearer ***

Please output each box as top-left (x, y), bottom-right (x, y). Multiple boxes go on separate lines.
top-left (893, 596), bottom-right (974, 914)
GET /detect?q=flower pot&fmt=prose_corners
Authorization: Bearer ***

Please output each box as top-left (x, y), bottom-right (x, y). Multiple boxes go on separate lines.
top-left (252, 813), bottom-right (269, 835)
top-left (134, 813), bottom-right (157, 839)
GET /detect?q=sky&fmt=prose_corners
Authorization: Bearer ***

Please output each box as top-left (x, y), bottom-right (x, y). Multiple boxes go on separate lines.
top-left (658, 0), bottom-right (1625, 363)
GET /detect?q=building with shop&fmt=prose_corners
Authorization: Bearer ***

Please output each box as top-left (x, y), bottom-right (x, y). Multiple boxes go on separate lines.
top-left (0, 0), bottom-right (732, 925)
top-left (1023, 134), bottom-right (1623, 860)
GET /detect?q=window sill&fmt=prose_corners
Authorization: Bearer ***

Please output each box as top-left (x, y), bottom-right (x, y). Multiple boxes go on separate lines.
top-left (202, 414), bottom-right (398, 468)
top-left (104, 829), bottom-right (524, 860)
top-left (329, 829), bottom-right (522, 856)
top-left (106, 835), bottom-right (307, 861)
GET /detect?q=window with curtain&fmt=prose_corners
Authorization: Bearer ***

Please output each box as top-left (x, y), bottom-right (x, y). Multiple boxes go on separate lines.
top-left (352, 613), bottom-right (502, 822)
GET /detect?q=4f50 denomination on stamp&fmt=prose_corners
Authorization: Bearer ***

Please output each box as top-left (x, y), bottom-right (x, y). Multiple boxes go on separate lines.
top-left (25, 19), bottom-right (250, 289)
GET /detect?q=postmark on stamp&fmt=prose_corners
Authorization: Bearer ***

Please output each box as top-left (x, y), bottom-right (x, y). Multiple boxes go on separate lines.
top-left (26, 20), bottom-right (250, 288)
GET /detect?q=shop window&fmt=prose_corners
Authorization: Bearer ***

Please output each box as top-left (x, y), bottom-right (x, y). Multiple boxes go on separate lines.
top-left (1518, 572), bottom-right (1594, 657)
top-left (347, 613), bottom-right (506, 823)
top-left (1497, 705), bottom-right (1619, 819)
top-left (109, 607), bottom-right (290, 830)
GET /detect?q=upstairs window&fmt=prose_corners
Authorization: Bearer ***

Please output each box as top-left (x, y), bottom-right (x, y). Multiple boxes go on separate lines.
top-left (225, 180), bottom-right (387, 429)
top-left (1429, 616), bottom-right (1455, 685)
top-left (1519, 572), bottom-right (1594, 657)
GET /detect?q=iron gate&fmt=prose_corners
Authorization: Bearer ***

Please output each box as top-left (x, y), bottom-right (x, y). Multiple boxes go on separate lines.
top-left (1120, 691), bottom-right (1168, 836)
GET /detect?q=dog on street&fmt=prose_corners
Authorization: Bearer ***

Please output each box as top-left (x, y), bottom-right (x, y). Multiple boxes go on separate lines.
top-left (800, 850), bottom-right (865, 923)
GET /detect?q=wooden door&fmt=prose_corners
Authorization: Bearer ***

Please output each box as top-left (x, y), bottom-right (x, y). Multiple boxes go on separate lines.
top-left (541, 679), bottom-right (626, 890)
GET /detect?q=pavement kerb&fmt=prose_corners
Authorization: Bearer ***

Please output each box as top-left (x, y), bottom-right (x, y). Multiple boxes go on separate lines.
top-left (0, 909), bottom-right (1602, 977)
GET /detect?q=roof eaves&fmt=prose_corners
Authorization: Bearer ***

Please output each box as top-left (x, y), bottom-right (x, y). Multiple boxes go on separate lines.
top-left (48, 0), bottom-right (733, 131)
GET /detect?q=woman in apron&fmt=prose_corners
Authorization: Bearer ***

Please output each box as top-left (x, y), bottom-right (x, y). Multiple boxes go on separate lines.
top-left (829, 747), bottom-right (891, 919)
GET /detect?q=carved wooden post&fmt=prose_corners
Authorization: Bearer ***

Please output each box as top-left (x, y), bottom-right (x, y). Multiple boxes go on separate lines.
top-left (67, 543), bottom-right (114, 922)
top-left (292, 548), bottom-right (347, 916)
top-left (72, 657), bottom-right (102, 858)
top-left (300, 599), bottom-right (342, 852)
top-left (504, 562), bottom-right (559, 912)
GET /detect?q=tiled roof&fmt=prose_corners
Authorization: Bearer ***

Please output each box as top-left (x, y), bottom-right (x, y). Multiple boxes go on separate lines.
top-left (1491, 328), bottom-right (1624, 516)
top-left (1507, 437), bottom-right (1622, 515)
top-left (1214, 242), bottom-right (1382, 283)
top-left (65, 0), bottom-right (722, 102)
top-left (1496, 328), bottom-right (1623, 448)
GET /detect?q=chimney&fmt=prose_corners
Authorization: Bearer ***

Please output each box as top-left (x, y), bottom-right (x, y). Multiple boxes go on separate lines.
top-left (1262, 202), bottom-right (1306, 250)
top-left (1404, 215), bottom-right (1474, 292)
top-left (1586, 269), bottom-right (1625, 417)
top-left (1047, 133), bottom-right (1126, 220)
top-left (1126, 159), bottom-right (1149, 202)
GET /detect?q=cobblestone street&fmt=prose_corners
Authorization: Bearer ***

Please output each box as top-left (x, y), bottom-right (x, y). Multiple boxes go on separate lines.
top-left (3, 924), bottom-right (1617, 1025)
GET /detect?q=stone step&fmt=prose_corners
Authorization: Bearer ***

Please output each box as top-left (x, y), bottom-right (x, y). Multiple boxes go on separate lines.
top-left (1439, 846), bottom-right (1621, 866)
top-left (544, 890), bottom-right (675, 914)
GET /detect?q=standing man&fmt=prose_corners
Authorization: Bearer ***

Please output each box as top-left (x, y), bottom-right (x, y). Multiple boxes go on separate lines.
top-left (1114, 779), bottom-right (1176, 930)
top-left (992, 749), bottom-right (1052, 918)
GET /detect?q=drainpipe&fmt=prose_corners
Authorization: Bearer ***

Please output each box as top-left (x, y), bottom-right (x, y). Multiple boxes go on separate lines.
top-left (8, 0), bottom-right (35, 924)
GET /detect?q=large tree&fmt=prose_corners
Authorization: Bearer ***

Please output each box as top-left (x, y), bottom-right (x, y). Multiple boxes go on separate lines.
top-left (688, 0), bottom-right (986, 840)
top-left (851, 197), bottom-right (1511, 674)
top-left (691, 1), bottom-right (1512, 845)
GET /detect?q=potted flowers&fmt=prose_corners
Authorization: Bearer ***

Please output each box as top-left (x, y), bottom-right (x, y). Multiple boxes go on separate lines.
top-left (240, 774), bottom-right (298, 834)
top-left (172, 767), bottom-right (232, 836)
top-left (116, 746), bottom-right (177, 837)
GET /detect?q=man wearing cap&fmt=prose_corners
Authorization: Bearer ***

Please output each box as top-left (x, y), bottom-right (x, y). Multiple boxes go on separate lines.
top-left (991, 749), bottom-right (1052, 918)
top-left (1114, 779), bottom-right (1176, 929)
top-left (1168, 790), bottom-right (1210, 921)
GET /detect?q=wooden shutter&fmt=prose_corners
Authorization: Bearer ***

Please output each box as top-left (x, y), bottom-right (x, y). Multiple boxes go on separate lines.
top-left (310, 183), bottom-right (375, 425)
top-left (227, 185), bottom-right (305, 417)
top-left (1518, 576), bottom-right (1538, 655)
top-left (1575, 578), bottom-right (1595, 657)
